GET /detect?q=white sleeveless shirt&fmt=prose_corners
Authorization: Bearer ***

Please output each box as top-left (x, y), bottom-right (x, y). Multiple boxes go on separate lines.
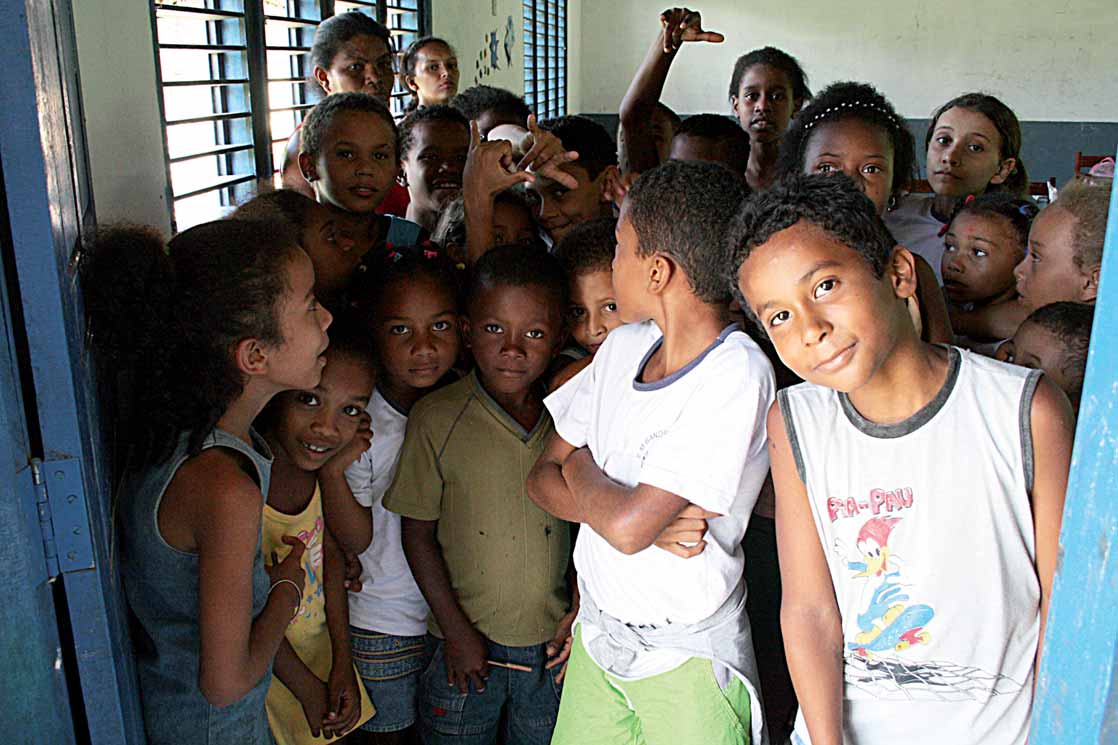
top-left (780, 347), bottom-right (1042, 745)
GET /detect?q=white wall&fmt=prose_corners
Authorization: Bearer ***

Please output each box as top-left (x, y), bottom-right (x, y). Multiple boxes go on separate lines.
top-left (431, 0), bottom-right (525, 95)
top-left (575, 0), bottom-right (1118, 121)
top-left (73, 0), bottom-right (172, 234)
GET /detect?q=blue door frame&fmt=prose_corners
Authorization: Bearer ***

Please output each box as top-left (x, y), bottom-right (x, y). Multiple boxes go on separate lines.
top-left (1030, 158), bottom-right (1118, 742)
top-left (0, 0), bottom-right (143, 742)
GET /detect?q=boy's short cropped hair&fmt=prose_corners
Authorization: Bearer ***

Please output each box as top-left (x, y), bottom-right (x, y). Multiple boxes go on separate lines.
top-left (451, 85), bottom-right (531, 127)
top-left (727, 173), bottom-right (895, 307)
top-left (301, 92), bottom-right (398, 160)
top-left (1053, 179), bottom-right (1111, 271)
top-left (555, 217), bottom-right (617, 277)
top-left (626, 160), bottom-right (747, 305)
top-left (675, 114), bottom-right (751, 166)
top-left (398, 104), bottom-right (470, 161)
top-left (539, 115), bottom-right (617, 180)
top-left (1025, 300), bottom-right (1094, 401)
top-left (466, 242), bottom-right (568, 314)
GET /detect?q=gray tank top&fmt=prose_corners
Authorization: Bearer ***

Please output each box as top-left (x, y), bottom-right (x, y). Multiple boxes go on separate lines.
top-left (119, 428), bottom-right (275, 745)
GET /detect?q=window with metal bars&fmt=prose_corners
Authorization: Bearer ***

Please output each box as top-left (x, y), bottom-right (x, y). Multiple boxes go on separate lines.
top-left (152, 0), bottom-right (428, 231)
top-left (523, 0), bottom-right (566, 121)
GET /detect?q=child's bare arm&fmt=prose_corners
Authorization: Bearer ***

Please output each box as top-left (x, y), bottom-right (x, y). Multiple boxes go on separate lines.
top-left (1028, 376), bottom-right (1074, 671)
top-left (527, 433), bottom-right (586, 522)
top-left (560, 448), bottom-right (691, 555)
top-left (950, 298), bottom-right (1028, 341)
top-left (320, 412), bottom-right (374, 555)
top-left (618, 8), bottom-right (723, 175)
top-left (768, 402), bottom-right (844, 745)
top-left (912, 255), bottom-right (953, 344)
top-left (191, 454), bottom-right (305, 706)
top-left (321, 527), bottom-right (362, 736)
top-left (464, 120), bottom-right (534, 264)
top-left (273, 638), bottom-right (330, 737)
top-left (400, 517), bottom-right (489, 694)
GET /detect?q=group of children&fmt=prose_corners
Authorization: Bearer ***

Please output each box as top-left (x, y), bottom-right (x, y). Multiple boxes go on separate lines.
top-left (78, 6), bottom-right (1112, 745)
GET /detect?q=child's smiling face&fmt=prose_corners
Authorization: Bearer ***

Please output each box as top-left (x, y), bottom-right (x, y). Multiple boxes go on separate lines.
top-left (402, 119), bottom-right (469, 216)
top-left (269, 350), bottom-right (374, 471)
top-left (302, 110), bottom-right (398, 214)
top-left (737, 220), bottom-right (915, 392)
top-left (530, 163), bottom-right (607, 243)
top-left (465, 283), bottom-right (563, 398)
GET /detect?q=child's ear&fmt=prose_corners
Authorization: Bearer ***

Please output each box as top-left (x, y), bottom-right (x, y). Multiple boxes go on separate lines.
top-left (598, 165), bottom-right (621, 204)
top-left (233, 338), bottom-right (269, 377)
top-left (299, 152), bottom-right (318, 182)
top-left (312, 65), bottom-right (331, 94)
top-left (989, 157), bottom-right (1018, 186)
top-left (647, 254), bottom-right (674, 296)
top-left (887, 245), bottom-right (919, 301)
top-left (1082, 265), bottom-right (1101, 303)
top-left (793, 97), bottom-right (806, 115)
top-left (404, 74), bottom-right (419, 94)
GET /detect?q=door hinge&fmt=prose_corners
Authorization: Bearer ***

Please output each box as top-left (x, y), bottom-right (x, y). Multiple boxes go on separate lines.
top-left (30, 458), bottom-right (59, 580)
top-left (28, 456), bottom-right (94, 578)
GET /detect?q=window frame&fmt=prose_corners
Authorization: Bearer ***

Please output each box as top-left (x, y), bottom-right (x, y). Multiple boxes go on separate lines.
top-left (151, 0), bottom-right (430, 231)
top-left (523, 0), bottom-right (566, 121)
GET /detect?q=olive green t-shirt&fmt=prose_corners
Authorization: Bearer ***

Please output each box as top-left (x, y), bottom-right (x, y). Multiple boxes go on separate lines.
top-left (382, 371), bottom-right (571, 647)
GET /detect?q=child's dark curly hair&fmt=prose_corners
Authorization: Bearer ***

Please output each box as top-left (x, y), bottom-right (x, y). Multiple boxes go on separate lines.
top-left (466, 243), bottom-right (568, 317)
top-left (1023, 301), bottom-right (1095, 407)
top-left (946, 192), bottom-right (1038, 256)
top-left (351, 243), bottom-right (463, 323)
top-left (778, 81), bottom-right (915, 205)
top-left (232, 189), bottom-right (317, 233)
top-left (555, 217), bottom-right (617, 277)
top-left (674, 113), bottom-right (752, 172)
top-left (728, 46), bottom-right (811, 103)
top-left (398, 103), bottom-right (470, 161)
top-left (626, 160), bottom-right (747, 306)
top-left (301, 92), bottom-right (398, 162)
top-left (727, 173), bottom-right (895, 316)
top-left (539, 115), bottom-right (617, 180)
top-left (80, 218), bottom-right (303, 471)
top-left (451, 85), bottom-right (531, 130)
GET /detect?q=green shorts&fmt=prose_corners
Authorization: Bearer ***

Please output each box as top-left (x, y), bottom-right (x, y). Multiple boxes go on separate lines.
top-left (550, 626), bottom-right (752, 745)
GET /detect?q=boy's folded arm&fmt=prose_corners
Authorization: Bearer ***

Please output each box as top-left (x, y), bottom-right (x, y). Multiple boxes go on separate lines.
top-left (1028, 375), bottom-right (1074, 671)
top-left (562, 447), bottom-right (689, 555)
top-left (527, 432), bottom-right (587, 523)
top-left (768, 402), bottom-right (845, 745)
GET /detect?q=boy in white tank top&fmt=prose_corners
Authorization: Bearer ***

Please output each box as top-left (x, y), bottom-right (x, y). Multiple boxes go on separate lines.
top-left (729, 173), bottom-right (1075, 745)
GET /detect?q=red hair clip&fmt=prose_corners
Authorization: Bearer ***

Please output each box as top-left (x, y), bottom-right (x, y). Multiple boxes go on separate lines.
top-left (423, 249), bottom-right (439, 259)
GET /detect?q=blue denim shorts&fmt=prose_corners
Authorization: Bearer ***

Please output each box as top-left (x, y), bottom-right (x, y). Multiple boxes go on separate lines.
top-left (419, 635), bottom-right (562, 745)
top-left (350, 627), bottom-right (427, 733)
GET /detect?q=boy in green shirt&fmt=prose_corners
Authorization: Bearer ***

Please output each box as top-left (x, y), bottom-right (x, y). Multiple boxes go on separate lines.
top-left (383, 244), bottom-right (575, 744)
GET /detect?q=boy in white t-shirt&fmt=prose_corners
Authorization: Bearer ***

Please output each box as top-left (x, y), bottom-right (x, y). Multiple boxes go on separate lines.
top-left (730, 173), bottom-right (1073, 745)
top-left (528, 160), bottom-right (775, 745)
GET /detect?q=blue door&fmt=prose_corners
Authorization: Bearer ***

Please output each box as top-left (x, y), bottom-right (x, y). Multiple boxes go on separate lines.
top-left (0, 0), bottom-right (143, 741)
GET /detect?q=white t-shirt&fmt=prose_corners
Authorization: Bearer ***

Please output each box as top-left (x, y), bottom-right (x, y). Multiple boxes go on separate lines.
top-left (345, 389), bottom-right (429, 636)
top-left (546, 320), bottom-right (775, 677)
top-left (884, 195), bottom-right (948, 283)
top-left (780, 347), bottom-right (1041, 745)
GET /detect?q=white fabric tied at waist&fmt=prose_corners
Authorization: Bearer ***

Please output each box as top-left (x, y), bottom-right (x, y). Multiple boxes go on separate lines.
top-left (576, 575), bottom-right (769, 745)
